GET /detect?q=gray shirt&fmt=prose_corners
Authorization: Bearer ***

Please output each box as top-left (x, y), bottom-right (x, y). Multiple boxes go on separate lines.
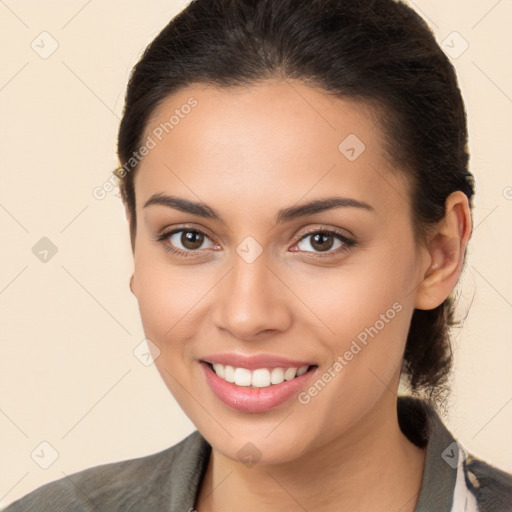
top-left (4, 396), bottom-right (512, 511)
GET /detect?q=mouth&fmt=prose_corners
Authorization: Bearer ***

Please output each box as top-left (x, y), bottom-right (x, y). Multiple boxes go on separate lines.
top-left (202, 361), bottom-right (317, 388)
top-left (199, 360), bottom-right (319, 413)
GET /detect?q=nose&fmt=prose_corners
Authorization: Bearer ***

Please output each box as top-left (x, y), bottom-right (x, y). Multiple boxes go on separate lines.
top-left (211, 250), bottom-right (292, 341)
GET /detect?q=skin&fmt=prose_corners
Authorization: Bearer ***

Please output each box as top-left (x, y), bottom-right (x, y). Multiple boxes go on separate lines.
top-left (126, 80), bottom-right (472, 512)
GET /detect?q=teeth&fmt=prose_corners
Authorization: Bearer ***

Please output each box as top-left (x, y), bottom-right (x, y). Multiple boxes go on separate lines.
top-left (284, 367), bottom-right (298, 380)
top-left (270, 367), bottom-right (284, 384)
top-left (209, 363), bottom-right (310, 388)
top-left (252, 368), bottom-right (271, 388)
top-left (224, 365), bottom-right (235, 383)
top-left (296, 365), bottom-right (308, 376)
top-left (212, 363), bottom-right (225, 379)
top-left (234, 367), bottom-right (252, 386)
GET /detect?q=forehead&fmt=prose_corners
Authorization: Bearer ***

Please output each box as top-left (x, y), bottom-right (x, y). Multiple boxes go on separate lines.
top-left (135, 81), bottom-right (410, 219)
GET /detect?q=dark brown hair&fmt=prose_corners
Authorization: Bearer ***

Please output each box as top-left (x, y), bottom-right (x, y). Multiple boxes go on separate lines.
top-left (114, 0), bottom-right (475, 404)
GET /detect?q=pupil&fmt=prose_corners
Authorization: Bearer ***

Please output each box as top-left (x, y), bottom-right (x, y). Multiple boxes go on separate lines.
top-left (183, 231), bottom-right (203, 250)
top-left (312, 233), bottom-right (333, 252)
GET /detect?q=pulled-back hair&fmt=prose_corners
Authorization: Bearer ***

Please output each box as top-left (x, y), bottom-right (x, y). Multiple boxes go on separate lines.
top-left (115, 0), bottom-right (475, 404)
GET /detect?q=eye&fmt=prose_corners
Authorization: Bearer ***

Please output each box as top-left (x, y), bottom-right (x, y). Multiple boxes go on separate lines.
top-left (155, 227), bottom-right (218, 256)
top-left (292, 228), bottom-right (356, 255)
top-left (169, 230), bottom-right (213, 251)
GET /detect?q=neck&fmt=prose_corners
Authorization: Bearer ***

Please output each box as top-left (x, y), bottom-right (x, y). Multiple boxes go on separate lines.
top-left (196, 391), bottom-right (426, 512)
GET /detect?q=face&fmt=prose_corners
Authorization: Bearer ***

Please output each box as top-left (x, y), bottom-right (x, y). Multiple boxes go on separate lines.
top-left (129, 81), bottom-right (429, 464)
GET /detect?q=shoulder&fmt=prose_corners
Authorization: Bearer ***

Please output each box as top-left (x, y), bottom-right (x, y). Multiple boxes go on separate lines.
top-left (396, 396), bottom-right (512, 511)
top-left (463, 454), bottom-right (512, 512)
top-left (3, 430), bottom-right (208, 512)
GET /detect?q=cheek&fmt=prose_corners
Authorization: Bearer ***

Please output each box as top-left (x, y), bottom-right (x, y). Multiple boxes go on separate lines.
top-left (132, 258), bottom-right (209, 410)
top-left (287, 244), bottom-right (416, 395)
top-left (132, 254), bottom-right (211, 347)
top-left (292, 268), bottom-right (413, 436)
top-left (285, 252), bottom-right (412, 344)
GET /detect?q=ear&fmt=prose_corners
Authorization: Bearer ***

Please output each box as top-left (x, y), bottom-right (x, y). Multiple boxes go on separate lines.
top-left (414, 191), bottom-right (472, 310)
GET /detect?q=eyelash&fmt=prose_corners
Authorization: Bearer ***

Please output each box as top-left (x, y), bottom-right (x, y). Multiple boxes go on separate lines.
top-left (154, 225), bottom-right (357, 259)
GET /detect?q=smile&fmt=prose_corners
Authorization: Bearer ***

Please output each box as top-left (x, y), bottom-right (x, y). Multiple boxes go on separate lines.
top-left (200, 360), bottom-right (318, 413)
top-left (208, 362), bottom-right (310, 388)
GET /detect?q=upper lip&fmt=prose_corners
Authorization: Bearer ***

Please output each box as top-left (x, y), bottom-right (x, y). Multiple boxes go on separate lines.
top-left (201, 353), bottom-right (316, 370)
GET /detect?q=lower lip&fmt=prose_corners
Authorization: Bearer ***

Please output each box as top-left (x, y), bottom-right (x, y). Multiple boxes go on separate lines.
top-left (200, 361), bottom-right (317, 413)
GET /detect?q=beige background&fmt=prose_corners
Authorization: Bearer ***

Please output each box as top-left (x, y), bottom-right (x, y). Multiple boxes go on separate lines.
top-left (1, 0), bottom-right (511, 507)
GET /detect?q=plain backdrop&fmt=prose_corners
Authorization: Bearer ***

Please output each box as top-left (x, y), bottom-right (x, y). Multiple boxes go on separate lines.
top-left (1, 0), bottom-right (511, 507)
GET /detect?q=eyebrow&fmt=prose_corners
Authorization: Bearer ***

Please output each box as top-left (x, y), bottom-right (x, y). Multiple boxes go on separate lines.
top-left (143, 193), bottom-right (375, 224)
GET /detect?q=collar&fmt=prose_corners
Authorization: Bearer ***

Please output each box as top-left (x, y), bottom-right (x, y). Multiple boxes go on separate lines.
top-left (398, 396), bottom-right (460, 511)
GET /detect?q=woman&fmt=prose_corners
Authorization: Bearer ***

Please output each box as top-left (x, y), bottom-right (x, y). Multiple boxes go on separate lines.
top-left (6, 0), bottom-right (511, 510)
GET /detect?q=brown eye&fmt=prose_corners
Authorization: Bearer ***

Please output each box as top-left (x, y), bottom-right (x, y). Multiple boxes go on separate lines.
top-left (296, 232), bottom-right (343, 253)
top-left (310, 233), bottom-right (335, 252)
top-left (164, 229), bottom-right (215, 252)
top-left (179, 231), bottom-right (205, 250)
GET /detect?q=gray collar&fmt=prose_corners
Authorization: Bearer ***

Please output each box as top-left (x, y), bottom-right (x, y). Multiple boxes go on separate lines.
top-left (398, 396), bottom-right (459, 511)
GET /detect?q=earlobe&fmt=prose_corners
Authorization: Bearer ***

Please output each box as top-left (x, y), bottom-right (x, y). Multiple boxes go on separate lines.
top-left (414, 191), bottom-right (472, 310)
top-left (130, 274), bottom-right (135, 294)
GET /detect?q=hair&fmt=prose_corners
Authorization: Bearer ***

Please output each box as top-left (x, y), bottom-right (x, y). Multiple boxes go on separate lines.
top-left (114, 0), bottom-right (475, 406)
